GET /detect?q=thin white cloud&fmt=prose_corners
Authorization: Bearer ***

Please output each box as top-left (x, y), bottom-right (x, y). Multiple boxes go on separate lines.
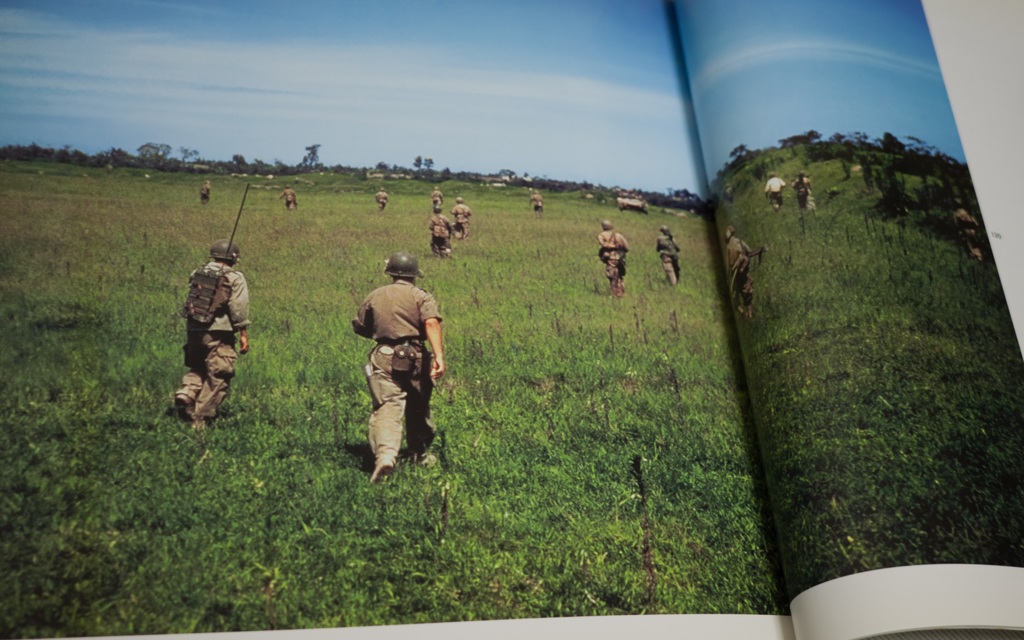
top-left (692, 39), bottom-right (941, 94)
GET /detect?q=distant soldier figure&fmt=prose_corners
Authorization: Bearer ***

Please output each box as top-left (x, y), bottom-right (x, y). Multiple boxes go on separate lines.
top-left (429, 209), bottom-right (454, 258)
top-left (175, 239), bottom-right (251, 432)
top-left (279, 185), bottom-right (298, 211)
top-left (656, 224), bottom-right (681, 285)
top-left (597, 220), bottom-right (630, 298)
top-left (450, 197), bottom-right (472, 240)
top-left (431, 188), bottom-right (444, 213)
top-left (764, 172), bottom-right (786, 211)
top-left (352, 252), bottom-right (446, 483)
top-left (953, 207), bottom-right (985, 262)
top-left (793, 172), bottom-right (815, 212)
top-left (530, 190), bottom-right (544, 218)
top-left (199, 180), bottom-right (211, 205)
top-left (723, 184), bottom-right (734, 204)
top-left (376, 188), bottom-right (390, 212)
top-left (725, 225), bottom-right (765, 320)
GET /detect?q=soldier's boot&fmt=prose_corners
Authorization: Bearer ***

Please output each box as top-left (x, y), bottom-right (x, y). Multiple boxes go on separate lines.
top-left (370, 459), bottom-right (395, 483)
top-left (174, 392), bottom-right (195, 421)
top-left (411, 452), bottom-right (437, 467)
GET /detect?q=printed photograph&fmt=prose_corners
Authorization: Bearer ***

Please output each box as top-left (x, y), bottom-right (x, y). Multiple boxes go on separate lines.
top-left (0, 0), bottom-right (790, 635)
top-left (675, 0), bottom-right (1024, 599)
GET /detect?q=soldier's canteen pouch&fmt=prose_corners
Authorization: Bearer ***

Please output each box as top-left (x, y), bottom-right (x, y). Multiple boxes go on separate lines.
top-left (392, 343), bottom-right (416, 373)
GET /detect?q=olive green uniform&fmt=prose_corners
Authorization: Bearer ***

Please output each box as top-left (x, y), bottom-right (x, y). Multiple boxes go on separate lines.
top-left (597, 228), bottom-right (630, 298)
top-left (656, 232), bottom-right (681, 285)
top-left (176, 263), bottom-right (250, 422)
top-left (451, 203), bottom-right (472, 240)
top-left (793, 175), bottom-right (815, 212)
top-left (429, 213), bottom-right (453, 257)
top-left (530, 192), bottom-right (544, 217)
top-left (727, 234), bottom-right (754, 317)
top-left (279, 187), bottom-right (297, 210)
top-left (953, 208), bottom-right (984, 262)
top-left (352, 280), bottom-right (441, 471)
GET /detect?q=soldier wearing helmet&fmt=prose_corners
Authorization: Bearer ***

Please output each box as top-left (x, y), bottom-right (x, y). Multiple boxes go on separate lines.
top-left (375, 187), bottom-right (389, 212)
top-left (429, 207), bottom-right (454, 258)
top-left (725, 225), bottom-right (765, 319)
top-left (431, 188), bottom-right (444, 213)
top-left (596, 220), bottom-right (630, 298)
top-left (656, 224), bottom-right (681, 285)
top-left (174, 239), bottom-right (251, 431)
top-left (352, 252), bottom-right (446, 483)
top-left (530, 190), bottom-right (544, 218)
top-left (450, 196), bottom-right (472, 240)
top-left (279, 185), bottom-right (298, 211)
top-left (199, 180), bottom-right (211, 205)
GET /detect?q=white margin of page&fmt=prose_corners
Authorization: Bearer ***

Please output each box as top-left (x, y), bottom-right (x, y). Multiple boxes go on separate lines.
top-left (791, 564), bottom-right (1024, 640)
top-left (923, 0), bottom-right (1024, 344)
top-left (87, 615), bottom-right (795, 640)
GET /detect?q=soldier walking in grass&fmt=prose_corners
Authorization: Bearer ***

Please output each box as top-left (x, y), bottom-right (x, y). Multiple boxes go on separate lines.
top-left (953, 206), bottom-right (985, 262)
top-left (764, 172), bottom-right (786, 211)
top-left (530, 190), bottom-right (544, 218)
top-left (376, 188), bottom-right (390, 212)
top-left (429, 208), bottom-right (454, 258)
top-left (793, 172), bottom-right (815, 212)
top-left (597, 219), bottom-right (630, 298)
top-left (279, 185), bottom-right (298, 211)
top-left (431, 188), bottom-right (444, 213)
top-left (174, 239), bottom-right (250, 432)
top-left (352, 252), bottom-right (446, 483)
top-left (199, 180), bottom-right (211, 205)
top-left (656, 224), bottom-right (681, 285)
top-left (725, 225), bottom-right (765, 320)
top-left (450, 197), bottom-right (472, 240)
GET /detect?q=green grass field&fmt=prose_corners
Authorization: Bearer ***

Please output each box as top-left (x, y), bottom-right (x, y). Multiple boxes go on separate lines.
top-left (0, 162), bottom-right (786, 636)
top-left (716, 144), bottom-right (1024, 599)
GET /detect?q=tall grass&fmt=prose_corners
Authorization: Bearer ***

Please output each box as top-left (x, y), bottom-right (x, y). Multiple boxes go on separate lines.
top-left (717, 146), bottom-right (1024, 599)
top-left (0, 162), bottom-right (785, 636)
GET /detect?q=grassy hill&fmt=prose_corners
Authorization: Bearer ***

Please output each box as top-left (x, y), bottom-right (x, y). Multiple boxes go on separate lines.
top-left (0, 161), bottom-right (786, 635)
top-left (715, 141), bottom-right (1024, 598)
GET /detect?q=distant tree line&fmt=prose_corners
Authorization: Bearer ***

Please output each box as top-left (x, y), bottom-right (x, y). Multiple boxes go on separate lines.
top-left (0, 141), bottom-right (710, 214)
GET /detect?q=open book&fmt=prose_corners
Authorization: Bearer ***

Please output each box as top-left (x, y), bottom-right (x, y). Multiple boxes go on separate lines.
top-left (1, 1), bottom-right (1023, 640)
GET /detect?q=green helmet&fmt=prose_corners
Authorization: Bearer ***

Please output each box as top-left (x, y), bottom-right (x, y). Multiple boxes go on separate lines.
top-left (384, 252), bottom-right (423, 278)
top-left (659, 225), bottom-right (670, 234)
top-left (601, 220), bottom-right (613, 230)
top-left (209, 239), bottom-right (241, 262)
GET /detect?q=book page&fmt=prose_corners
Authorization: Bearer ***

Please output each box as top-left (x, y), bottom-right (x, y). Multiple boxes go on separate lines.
top-left (672, 0), bottom-right (1024, 634)
top-left (791, 1), bottom-right (1024, 637)
top-left (0, 1), bottom-right (790, 638)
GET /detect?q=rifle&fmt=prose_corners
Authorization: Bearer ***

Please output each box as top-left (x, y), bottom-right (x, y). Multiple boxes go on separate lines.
top-left (227, 183), bottom-right (250, 250)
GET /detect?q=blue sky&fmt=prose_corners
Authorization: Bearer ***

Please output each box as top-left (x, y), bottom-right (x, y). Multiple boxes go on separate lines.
top-left (674, 0), bottom-right (965, 179)
top-left (0, 0), bottom-right (704, 193)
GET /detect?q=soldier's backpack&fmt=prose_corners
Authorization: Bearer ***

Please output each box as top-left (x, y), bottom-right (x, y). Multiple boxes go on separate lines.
top-left (431, 216), bottom-right (450, 238)
top-left (181, 264), bottom-right (232, 324)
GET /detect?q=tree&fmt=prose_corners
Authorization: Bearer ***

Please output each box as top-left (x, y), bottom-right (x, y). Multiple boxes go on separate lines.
top-left (413, 156), bottom-right (423, 170)
top-left (137, 142), bottom-right (171, 162)
top-left (232, 154), bottom-right (249, 173)
top-left (729, 144), bottom-right (749, 159)
top-left (179, 147), bottom-right (199, 163)
top-left (301, 144), bottom-right (321, 169)
top-left (879, 132), bottom-right (905, 156)
top-left (424, 157), bottom-right (434, 171)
